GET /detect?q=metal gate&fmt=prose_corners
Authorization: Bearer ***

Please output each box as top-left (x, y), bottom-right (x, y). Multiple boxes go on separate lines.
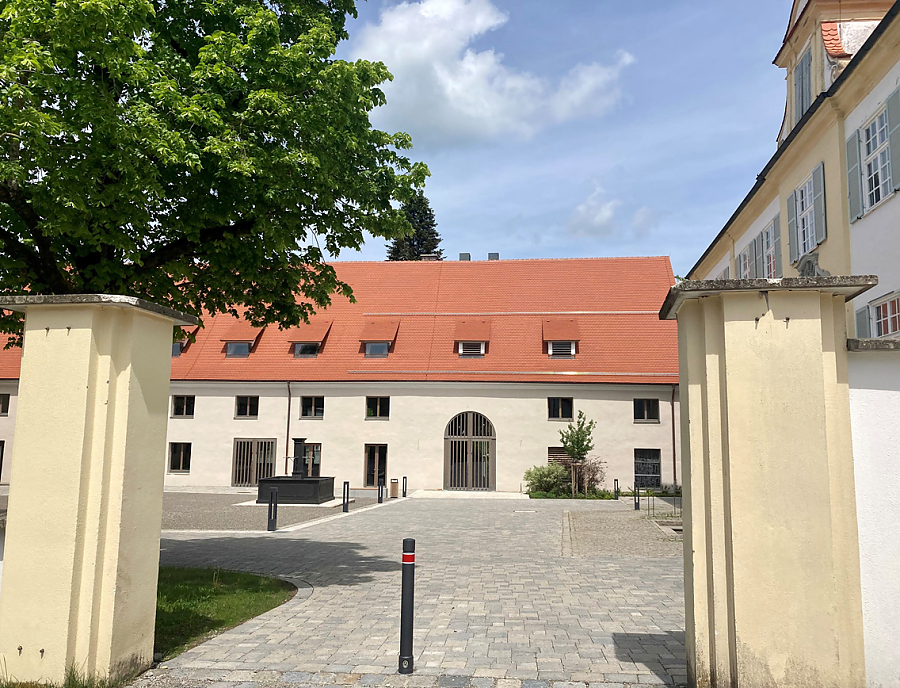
top-left (444, 412), bottom-right (496, 491)
top-left (232, 439), bottom-right (277, 487)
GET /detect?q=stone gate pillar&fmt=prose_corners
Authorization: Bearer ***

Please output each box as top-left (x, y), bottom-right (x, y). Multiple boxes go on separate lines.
top-left (0, 295), bottom-right (196, 683)
top-left (659, 277), bottom-right (873, 688)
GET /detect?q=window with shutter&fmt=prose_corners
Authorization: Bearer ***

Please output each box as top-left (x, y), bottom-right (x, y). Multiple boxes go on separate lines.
top-left (812, 163), bottom-right (827, 246)
top-left (861, 110), bottom-right (892, 213)
top-left (888, 87), bottom-right (900, 193)
top-left (872, 295), bottom-right (900, 337)
top-left (760, 222), bottom-right (778, 278)
top-left (458, 341), bottom-right (486, 357)
top-left (847, 130), bottom-right (864, 223)
top-left (794, 175), bottom-right (817, 257)
top-left (736, 246), bottom-right (752, 279)
top-left (794, 49), bottom-right (812, 124)
top-left (772, 214), bottom-right (783, 276)
top-left (549, 341), bottom-right (575, 358)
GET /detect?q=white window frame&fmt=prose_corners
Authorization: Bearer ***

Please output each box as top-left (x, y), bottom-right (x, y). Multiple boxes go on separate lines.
top-left (872, 293), bottom-right (900, 338)
top-left (548, 341), bottom-right (576, 359)
top-left (761, 222), bottom-right (777, 278)
top-left (795, 175), bottom-right (817, 256)
top-left (736, 246), bottom-right (752, 279)
top-left (458, 341), bottom-right (486, 358)
top-left (862, 108), bottom-right (893, 212)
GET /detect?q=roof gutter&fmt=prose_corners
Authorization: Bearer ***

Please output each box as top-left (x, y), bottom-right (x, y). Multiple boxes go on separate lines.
top-left (688, 0), bottom-right (900, 279)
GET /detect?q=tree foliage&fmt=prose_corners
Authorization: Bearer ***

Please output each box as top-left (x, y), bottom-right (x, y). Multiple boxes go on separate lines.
top-left (523, 463), bottom-right (570, 495)
top-left (0, 0), bottom-right (428, 342)
top-left (386, 189), bottom-right (442, 261)
top-left (559, 411), bottom-right (596, 463)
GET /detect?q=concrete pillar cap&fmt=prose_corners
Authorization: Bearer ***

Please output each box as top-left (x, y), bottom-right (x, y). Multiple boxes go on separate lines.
top-left (0, 294), bottom-right (199, 326)
top-left (659, 276), bottom-right (878, 320)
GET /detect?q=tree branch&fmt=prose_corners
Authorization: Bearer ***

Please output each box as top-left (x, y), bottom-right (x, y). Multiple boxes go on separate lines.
top-left (138, 218), bottom-right (258, 271)
top-left (0, 182), bottom-right (73, 293)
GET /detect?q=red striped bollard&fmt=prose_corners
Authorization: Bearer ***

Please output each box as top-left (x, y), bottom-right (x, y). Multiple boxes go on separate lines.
top-left (398, 538), bottom-right (415, 674)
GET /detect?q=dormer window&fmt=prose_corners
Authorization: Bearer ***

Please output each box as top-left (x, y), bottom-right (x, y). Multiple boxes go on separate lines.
top-left (226, 341), bottom-right (251, 358)
top-left (360, 319), bottom-right (400, 358)
top-left (365, 342), bottom-right (390, 358)
top-left (459, 341), bottom-right (485, 358)
top-left (172, 341), bottom-right (184, 358)
top-left (542, 318), bottom-right (580, 359)
top-left (549, 341), bottom-right (576, 359)
top-left (294, 342), bottom-right (320, 358)
top-left (220, 317), bottom-right (262, 358)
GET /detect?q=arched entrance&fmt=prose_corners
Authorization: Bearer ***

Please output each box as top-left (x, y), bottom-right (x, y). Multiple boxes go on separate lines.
top-left (444, 412), bottom-right (496, 490)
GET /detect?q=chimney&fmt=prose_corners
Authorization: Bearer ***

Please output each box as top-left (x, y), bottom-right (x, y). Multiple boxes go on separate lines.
top-left (488, 252), bottom-right (499, 261)
top-left (421, 254), bottom-right (440, 261)
top-left (459, 253), bottom-right (471, 261)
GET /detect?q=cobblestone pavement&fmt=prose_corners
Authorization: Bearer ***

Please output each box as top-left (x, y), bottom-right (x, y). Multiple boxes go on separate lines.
top-left (161, 494), bottom-right (378, 532)
top-left (140, 498), bottom-right (686, 688)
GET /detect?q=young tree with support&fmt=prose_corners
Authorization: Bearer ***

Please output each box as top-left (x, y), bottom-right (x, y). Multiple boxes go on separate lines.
top-left (559, 410), bottom-right (597, 497)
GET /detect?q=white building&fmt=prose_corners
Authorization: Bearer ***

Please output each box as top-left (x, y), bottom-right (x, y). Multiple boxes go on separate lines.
top-left (0, 257), bottom-right (681, 495)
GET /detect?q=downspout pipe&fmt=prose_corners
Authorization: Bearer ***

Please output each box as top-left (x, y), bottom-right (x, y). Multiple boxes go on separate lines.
top-left (671, 384), bottom-right (677, 488)
top-left (285, 381), bottom-right (292, 475)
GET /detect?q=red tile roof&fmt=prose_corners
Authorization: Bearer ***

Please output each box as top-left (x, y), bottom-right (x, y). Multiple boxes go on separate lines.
top-left (286, 320), bottom-right (332, 343)
top-left (542, 318), bottom-right (581, 342)
top-left (822, 22), bottom-right (851, 58)
top-left (0, 257), bottom-right (679, 385)
top-left (454, 319), bottom-right (492, 342)
top-left (359, 320), bottom-right (400, 342)
top-left (219, 317), bottom-right (263, 342)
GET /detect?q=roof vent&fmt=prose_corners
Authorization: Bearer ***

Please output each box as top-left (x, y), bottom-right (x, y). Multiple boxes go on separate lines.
top-left (459, 253), bottom-right (471, 261)
top-left (421, 254), bottom-right (440, 261)
top-left (488, 252), bottom-right (499, 261)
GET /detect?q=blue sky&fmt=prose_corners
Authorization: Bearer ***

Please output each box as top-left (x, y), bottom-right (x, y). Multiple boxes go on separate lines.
top-left (335, 0), bottom-right (791, 275)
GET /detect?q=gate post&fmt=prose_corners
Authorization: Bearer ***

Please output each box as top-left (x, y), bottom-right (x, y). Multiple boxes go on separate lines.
top-left (0, 295), bottom-right (196, 683)
top-left (660, 277), bottom-right (873, 688)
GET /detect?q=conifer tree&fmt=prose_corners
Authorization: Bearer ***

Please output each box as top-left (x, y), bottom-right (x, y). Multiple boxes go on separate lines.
top-left (387, 190), bottom-right (443, 261)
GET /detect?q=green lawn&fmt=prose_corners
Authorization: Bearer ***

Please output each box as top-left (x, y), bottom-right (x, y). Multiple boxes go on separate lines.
top-left (155, 567), bottom-right (296, 660)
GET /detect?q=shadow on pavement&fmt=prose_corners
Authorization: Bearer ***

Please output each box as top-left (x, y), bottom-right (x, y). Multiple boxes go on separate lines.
top-left (159, 536), bottom-right (399, 589)
top-left (611, 630), bottom-right (686, 685)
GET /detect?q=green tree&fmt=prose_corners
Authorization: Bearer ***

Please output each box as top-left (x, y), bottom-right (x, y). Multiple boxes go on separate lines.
top-left (559, 411), bottom-right (597, 497)
top-left (0, 0), bottom-right (428, 343)
top-left (386, 189), bottom-right (443, 261)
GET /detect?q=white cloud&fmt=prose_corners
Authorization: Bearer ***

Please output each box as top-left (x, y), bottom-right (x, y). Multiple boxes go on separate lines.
top-left (631, 206), bottom-right (660, 236)
top-left (350, 0), bottom-right (633, 146)
top-left (567, 188), bottom-right (621, 237)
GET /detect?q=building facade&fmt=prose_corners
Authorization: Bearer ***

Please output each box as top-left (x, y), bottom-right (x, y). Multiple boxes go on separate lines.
top-left (0, 257), bottom-right (681, 495)
top-left (688, 2), bottom-right (900, 685)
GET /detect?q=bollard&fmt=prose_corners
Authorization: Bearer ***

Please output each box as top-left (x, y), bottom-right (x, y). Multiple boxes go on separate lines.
top-left (267, 487), bottom-right (278, 531)
top-left (378, 478), bottom-right (384, 504)
top-left (398, 538), bottom-right (415, 674)
top-left (402, 476), bottom-right (408, 498)
top-left (343, 481), bottom-right (350, 513)
top-left (614, 479), bottom-right (619, 500)
top-left (634, 487), bottom-right (640, 511)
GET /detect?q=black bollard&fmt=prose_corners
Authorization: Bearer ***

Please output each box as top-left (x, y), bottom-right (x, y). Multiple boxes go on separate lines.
top-left (343, 481), bottom-right (350, 513)
top-left (614, 479), bottom-right (619, 500)
top-left (634, 487), bottom-right (640, 511)
top-left (398, 538), bottom-right (415, 674)
top-left (378, 478), bottom-right (384, 504)
top-left (267, 487), bottom-right (278, 531)
top-left (402, 476), bottom-right (408, 498)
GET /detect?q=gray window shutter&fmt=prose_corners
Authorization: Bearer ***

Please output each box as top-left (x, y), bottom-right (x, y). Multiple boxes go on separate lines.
top-left (856, 306), bottom-right (871, 338)
top-left (753, 234), bottom-right (763, 278)
top-left (722, 266), bottom-right (730, 279)
top-left (773, 214), bottom-right (783, 277)
top-left (847, 130), bottom-right (863, 223)
top-left (787, 191), bottom-right (799, 264)
top-left (888, 87), bottom-right (900, 192)
top-left (812, 162), bottom-right (827, 245)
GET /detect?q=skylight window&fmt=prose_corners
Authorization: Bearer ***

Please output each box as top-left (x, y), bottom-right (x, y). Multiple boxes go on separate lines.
top-left (365, 342), bottom-right (390, 358)
top-left (458, 341), bottom-right (485, 358)
top-left (549, 341), bottom-right (576, 359)
top-left (226, 342), bottom-right (251, 358)
top-left (294, 342), bottom-right (320, 358)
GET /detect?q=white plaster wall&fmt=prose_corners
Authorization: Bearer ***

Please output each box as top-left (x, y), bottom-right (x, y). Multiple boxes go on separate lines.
top-left (0, 381), bottom-right (18, 484)
top-left (165, 382), bottom-right (290, 487)
top-left (165, 381), bottom-right (681, 493)
top-left (849, 353), bottom-right (900, 688)
top-left (705, 253), bottom-right (731, 281)
top-left (847, 54), bottom-right (900, 312)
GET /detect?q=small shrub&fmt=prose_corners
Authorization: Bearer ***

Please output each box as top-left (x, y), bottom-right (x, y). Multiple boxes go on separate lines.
top-left (523, 463), bottom-right (570, 494)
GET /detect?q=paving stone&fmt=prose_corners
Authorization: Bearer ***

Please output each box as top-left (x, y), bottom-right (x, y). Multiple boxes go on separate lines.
top-left (133, 500), bottom-right (684, 688)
